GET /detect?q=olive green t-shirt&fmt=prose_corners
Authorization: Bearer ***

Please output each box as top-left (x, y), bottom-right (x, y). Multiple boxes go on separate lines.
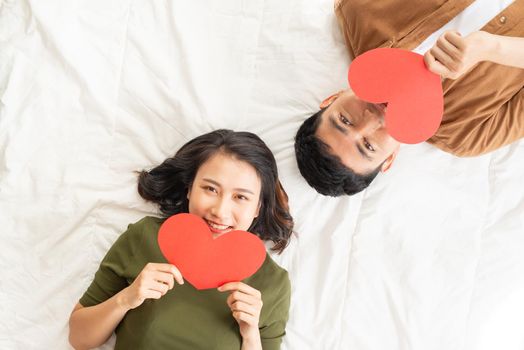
top-left (79, 216), bottom-right (291, 350)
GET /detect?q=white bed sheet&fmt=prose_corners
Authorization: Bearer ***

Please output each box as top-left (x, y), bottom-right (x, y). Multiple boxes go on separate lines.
top-left (1, 1), bottom-right (523, 349)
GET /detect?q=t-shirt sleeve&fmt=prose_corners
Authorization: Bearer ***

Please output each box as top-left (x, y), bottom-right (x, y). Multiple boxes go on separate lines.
top-left (259, 271), bottom-right (291, 350)
top-left (79, 222), bottom-right (140, 307)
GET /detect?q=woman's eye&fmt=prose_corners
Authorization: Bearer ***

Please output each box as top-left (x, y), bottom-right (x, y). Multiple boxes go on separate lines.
top-left (236, 195), bottom-right (248, 201)
top-left (339, 115), bottom-right (352, 126)
top-left (204, 186), bottom-right (217, 193)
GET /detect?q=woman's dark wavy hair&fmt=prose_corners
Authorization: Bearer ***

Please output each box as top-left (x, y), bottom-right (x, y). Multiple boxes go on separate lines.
top-left (138, 129), bottom-right (293, 253)
top-left (294, 108), bottom-right (380, 196)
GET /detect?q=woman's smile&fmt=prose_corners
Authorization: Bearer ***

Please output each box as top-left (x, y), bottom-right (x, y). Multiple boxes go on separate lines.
top-left (205, 219), bottom-right (233, 236)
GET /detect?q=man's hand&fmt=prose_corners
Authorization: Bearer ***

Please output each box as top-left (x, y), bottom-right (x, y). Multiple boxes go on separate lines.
top-left (424, 30), bottom-right (492, 80)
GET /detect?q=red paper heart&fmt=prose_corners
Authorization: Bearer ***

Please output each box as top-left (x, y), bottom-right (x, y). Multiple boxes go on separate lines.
top-left (348, 48), bottom-right (443, 144)
top-left (157, 213), bottom-right (266, 290)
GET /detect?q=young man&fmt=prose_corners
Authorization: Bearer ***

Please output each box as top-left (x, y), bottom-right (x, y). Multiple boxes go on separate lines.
top-left (295, 0), bottom-right (524, 196)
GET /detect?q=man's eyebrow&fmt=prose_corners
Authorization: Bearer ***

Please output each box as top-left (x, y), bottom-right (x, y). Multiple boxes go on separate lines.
top-left (356, 144), bottom-right (373, 161)
top-left (329, 115), bottom-right (347, 135)
top-left (202, 178), bottom-right (255, 195)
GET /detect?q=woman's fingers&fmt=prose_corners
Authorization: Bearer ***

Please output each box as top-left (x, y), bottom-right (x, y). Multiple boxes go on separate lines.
top-left (150, 271), bottom-right (176, 290)
top-left (226, 291), bottom-right (260, 309)
top-left (218, 282), bottom-right (262, 332)
top-left (145, 263), bottom-right (184, 285)
top-left (147, 280), bottom-right (170, 295)
top-left (143, 289), bottom-right (163, 300)
top-left (232, 311), bottom-right (257, 326)
top-left (230, 301), bottom-right (258, 317)
top-left (218, 282), bottom-right (261, 297)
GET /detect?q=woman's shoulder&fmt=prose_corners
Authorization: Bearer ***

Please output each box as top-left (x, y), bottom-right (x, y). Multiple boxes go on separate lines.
top-left (126, 216), bottom-right (164, 233)
top-left (260, 253), bottom-right (289, 279)
top-left (132, 215), bottom-right (164, 227)
top-left (247, 253), bottom-right (290, 296)
top-left (121, 216), bottom-right (164, 244)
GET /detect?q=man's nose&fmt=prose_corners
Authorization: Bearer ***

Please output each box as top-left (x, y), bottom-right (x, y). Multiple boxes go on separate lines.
top-left (355, 109), bottom-right (384, 135)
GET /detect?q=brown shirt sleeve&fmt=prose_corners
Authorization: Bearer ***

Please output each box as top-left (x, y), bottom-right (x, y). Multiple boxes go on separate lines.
top-left (429, 1), bottom-right (524, 156)
top-left (429, 65), bottom-right (524, 157)
top-left (334, 0), bottom-right (474, 58)
top-left (335, 0), bottom-right (524, 156)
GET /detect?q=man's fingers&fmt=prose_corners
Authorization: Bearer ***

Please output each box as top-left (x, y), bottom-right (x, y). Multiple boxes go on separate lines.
top-left (436, 36), bottom-right (463, 62)
top-left (430, 46), bottom-right (455, 69)
top-left (424, 51), bottom-right (450, 77)
top-left (445, 30), bottom-right (466, 50)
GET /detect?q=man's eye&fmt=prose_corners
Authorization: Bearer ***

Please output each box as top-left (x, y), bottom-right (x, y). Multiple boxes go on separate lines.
top-left (339, 115), bottom-right (352, 126)
top-left (364, 140), bottom-right (375, 152)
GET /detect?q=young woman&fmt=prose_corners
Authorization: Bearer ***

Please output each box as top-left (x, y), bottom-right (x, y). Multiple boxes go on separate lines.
top-left (68, 130), bottom-right (294, 350)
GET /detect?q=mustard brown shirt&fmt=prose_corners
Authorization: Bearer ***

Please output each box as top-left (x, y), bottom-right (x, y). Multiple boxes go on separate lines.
top-left (79, 216), bottom-right (291, 350)
top-left (335, 0), bottom-right (524, 156)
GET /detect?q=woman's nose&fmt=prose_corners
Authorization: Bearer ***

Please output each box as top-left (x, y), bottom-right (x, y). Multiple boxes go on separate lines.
top-left (210, 198), bottom-right (231, 220)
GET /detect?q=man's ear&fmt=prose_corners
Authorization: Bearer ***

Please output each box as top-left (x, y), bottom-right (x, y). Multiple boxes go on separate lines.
top-left (320, 90), bottom-right (345, 109)
top-left (380, 148), bottom-right (399, 173)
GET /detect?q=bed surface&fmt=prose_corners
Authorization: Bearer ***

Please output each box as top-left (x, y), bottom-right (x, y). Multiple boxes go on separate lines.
top-left (1, 1), bottom-right (523, 349)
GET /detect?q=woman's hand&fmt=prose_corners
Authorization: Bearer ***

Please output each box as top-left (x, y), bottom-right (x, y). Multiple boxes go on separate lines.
top-left (218, 282), bottom-right (263, 346)
top-left (119, 263), bottom-right (184, 310)
top-left (424, 30), bottom-right (492, 80)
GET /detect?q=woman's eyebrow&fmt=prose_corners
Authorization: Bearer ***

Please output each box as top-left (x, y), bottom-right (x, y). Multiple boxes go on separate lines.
top-left (202, 178), bottom-right (255, 195)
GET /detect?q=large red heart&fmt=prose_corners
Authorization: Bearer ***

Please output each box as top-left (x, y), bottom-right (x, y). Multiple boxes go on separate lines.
top-left (348, 48), bottom-right (443, 144)
top-left (157, 213), bottom-right (267, 290)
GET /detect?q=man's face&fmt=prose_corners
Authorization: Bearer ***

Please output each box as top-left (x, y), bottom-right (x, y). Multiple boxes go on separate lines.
top-left (315, 89), bottom-right (401, 175)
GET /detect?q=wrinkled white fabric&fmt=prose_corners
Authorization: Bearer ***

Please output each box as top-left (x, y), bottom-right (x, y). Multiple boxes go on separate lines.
top-left (1, 1), bottom-right (523, 349)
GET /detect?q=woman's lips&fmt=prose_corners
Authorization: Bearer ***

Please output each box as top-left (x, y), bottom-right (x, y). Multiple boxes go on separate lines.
top-left (205, 219), bottom-right (233, 234)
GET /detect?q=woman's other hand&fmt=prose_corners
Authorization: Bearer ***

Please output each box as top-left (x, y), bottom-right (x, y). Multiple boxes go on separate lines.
top-left (218, 282), bottom-right (263, 347)
top-left (119, 263), bottom-right (184, 310)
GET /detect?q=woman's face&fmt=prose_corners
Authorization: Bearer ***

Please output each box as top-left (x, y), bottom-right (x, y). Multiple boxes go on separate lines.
top-left (187, 152), bottom-right (262, 238)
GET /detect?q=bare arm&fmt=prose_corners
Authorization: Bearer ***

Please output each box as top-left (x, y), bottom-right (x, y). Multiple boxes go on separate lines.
top-left (486, 34), bottom-right (524, 69)
top-left (68, 293), bottom-right (131, 350)
top-left (68, 263), bottom-right (183, 350)
top-left (424, 30), bottom-right (524, 79)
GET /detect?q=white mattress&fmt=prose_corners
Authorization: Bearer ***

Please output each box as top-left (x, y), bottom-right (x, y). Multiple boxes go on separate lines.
top-left (1, 1), bottom-right (523, 349)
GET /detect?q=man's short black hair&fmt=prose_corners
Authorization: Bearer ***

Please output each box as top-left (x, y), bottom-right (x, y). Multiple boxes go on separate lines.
top-left (294, 108), bottom-right (380, 196)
